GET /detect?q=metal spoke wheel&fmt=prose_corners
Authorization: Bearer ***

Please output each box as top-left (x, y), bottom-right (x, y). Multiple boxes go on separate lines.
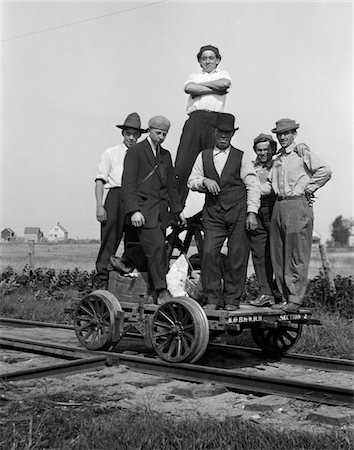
top-left (74, 290), bottom-right (122, 351)
top-left (251, 322), bottom-right (303, 357)
top-left (150, 297), bottom-right (209, 363)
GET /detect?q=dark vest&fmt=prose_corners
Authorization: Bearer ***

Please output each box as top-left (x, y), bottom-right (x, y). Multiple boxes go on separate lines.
top-left (202, 146), bottom-right (246, 210)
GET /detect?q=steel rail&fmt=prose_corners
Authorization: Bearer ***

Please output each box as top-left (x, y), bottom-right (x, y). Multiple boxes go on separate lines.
top-left (1, 337), bottom-right (352, 407)
top-left (1, 317), bottom-right (352, 373)
top-left (2, 317), bottom-right (353, 373)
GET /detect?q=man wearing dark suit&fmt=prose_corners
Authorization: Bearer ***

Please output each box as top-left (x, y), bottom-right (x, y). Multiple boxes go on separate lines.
top-left (122, 116), bottom-right (186, 303)
top-left (188, 113), bottom-right (260, 311)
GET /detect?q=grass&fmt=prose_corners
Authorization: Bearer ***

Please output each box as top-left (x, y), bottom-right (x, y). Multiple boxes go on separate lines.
top-left (1, 391), bottom-right (353, 450)
top-left (1, 242), bottom-right (353, 276)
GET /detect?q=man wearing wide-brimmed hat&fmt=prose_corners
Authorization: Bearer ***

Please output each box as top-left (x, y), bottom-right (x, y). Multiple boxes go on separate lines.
top-left (95, 112), bottom-right (147, 288)
top-left (267, 118), bottom-right (332, 313)
top-left (188, 113), bottom-right (260, 311)
top-left (122, 115), bottom-right (186, 304)
top-left (175, 45), bottom-right (232, 203)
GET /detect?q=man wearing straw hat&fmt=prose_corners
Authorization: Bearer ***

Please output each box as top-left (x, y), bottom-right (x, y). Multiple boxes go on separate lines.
top-left (268, 118), bottom-right (331, 313)
top-left (95, 112), bottom-right (147, 288)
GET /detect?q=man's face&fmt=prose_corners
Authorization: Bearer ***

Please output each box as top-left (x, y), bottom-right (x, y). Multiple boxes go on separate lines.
top-left (122, 128), bottom-right (140, 147)
top-left (277, 130), bottom-right (296, 148)
top-left (199, 50), bottom-right (220, 73)
top-left (214, 128), bottom-right (234, 150)
top-left (255, 141), bottom-right (273, 164)
top-left (149, 128), bottom-right (168, 146)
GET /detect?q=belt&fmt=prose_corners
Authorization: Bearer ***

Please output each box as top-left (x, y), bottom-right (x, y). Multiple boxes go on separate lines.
top-left (277, 195), bottom-right (303, 201)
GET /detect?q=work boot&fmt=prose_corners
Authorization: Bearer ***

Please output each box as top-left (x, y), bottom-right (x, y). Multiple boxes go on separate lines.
top-left (250, 295), bottom-right (275, 307)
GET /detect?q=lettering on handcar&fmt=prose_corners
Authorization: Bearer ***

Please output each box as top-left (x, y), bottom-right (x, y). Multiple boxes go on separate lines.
top-left (279, 314), bottom-right (305, 320)
top-left (227, 315), bottom-right (263, 324)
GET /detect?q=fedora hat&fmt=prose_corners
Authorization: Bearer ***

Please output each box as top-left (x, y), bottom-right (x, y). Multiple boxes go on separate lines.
top-left (253, 133), bottom-right (277, 154)
top-left (197, 44), bottom-right (221, 61)
top-left (271, 118), bottom-right (299, 134)
top-left (212, 113), bottom-right (239, 132)
top-left (116, 112), bottom-right (147, 133)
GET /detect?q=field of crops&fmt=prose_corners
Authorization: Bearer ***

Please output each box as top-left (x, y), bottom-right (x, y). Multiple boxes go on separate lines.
top-left (1, 242), bottom-right (353, 278)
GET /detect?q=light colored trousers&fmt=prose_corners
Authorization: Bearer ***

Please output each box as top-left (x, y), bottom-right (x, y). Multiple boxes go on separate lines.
top-left (270, 196), bottom-right (313, 305)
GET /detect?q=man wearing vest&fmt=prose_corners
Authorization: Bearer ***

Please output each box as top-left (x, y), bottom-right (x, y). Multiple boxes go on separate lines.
top-left (188, 113), bottom-right (260, 311)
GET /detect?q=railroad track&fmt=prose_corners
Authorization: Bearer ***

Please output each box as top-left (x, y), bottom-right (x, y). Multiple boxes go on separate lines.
top-left (1, 332), bottom-right (353, 408)
top-left (2, 317), bottom-right (353, 373)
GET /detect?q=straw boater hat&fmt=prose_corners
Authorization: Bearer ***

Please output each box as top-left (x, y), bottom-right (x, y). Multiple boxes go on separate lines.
top-left (253, 133), bottom-right (277, 155)
top-left (116, 112), bottom-right (147, 133)
top-left (271, 118), bottom-right (299, 134)
top-left (212, 113), bottom-right (239, 132)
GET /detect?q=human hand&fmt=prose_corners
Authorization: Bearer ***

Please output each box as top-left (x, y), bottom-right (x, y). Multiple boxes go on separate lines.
top-left (246, 212), bottom-right (258, 231)
top-left (96, 206), bottom-right (107, 223)
top-left (295, 143), bottom-right (310, 157)
top-left (179, 212), bottom-right (187, 226)
top-left (203, 178), bottom-right (220, 195)
top-left (131, 211), bottom-right (145, 227)
top-left (304, 191), bottom-right (315, 206)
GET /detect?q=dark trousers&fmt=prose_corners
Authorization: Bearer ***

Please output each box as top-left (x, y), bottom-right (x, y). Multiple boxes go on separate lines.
top-left (96, 188), bottom-right (124, 281)
top-left (270, 196), bottom-right (313, 305)
top-left (137, 225), bottom-right (167, 292)
top-left (201, 202), bottom-right (249, 306)
top-left (175, 111), bottom-right (218, 202)
top-left (250, 199), bottom-right (275, 295)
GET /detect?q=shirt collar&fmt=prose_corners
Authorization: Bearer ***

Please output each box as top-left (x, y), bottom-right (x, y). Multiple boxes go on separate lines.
top-left (147, 136), bottom-right (158, 152)
top-left (213, 145), bottom-right (230, 154)
top-left (281, 141), bottom-right (297, 154)
top-left (201, 68), bottom-right (220, 75)
top-left (253, 157), bottom-right (273, 169)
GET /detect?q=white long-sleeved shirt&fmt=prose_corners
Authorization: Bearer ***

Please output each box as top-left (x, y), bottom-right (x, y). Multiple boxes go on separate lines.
top-left (187, 147), bottom-right (260, 213)
top-left (95, 143), bottom-right (128, 189)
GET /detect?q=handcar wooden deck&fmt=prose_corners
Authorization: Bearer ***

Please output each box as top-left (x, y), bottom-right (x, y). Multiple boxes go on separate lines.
top-left (73, 270), bottom-right (319, 364)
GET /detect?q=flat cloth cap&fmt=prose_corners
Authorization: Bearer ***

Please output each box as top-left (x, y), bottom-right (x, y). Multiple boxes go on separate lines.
top-left (197, 45), bottom-right (221, 61)
top-left (272, 118), bottom-right (299, 134)
top-left (253, 133), bottom-right (277, 154)
top-left (148, 115), bottom-right (171, 132)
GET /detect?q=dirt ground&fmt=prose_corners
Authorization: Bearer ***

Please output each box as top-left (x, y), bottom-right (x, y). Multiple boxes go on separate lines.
top-left (1, 348), bottom-right (353, 435)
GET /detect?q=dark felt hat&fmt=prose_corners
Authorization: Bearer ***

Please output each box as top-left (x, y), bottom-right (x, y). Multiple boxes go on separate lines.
top-left (271, 118), bottom-right (299, 134)
top-left (116, 112), bottom-right (147, 133)
top-left (197, 44), bottom-right (221, 61)
top-left (253, 133), bottom-right (277, 154)
top-left (212, 113), bottom-right (239, 132)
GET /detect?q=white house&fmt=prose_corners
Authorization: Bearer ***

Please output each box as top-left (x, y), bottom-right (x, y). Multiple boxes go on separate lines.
top-left (47, 222), bottom-right (68, 242)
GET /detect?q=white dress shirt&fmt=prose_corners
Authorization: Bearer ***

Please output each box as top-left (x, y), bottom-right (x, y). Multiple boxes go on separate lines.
top-left (95, 143), bottom-right (128, 189)
top-left (187, 147), bottom-right (260, 214)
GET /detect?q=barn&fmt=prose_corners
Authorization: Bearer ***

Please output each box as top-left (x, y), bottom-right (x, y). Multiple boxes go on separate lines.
top-left (1, 227), bottom-right (16, 242)
top-left (47, 222), bottom-right (68, 242)
top-left (24, 227), bottom-right (43, 243)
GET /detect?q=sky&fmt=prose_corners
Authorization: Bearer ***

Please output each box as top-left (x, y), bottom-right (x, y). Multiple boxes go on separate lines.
top-left (1, 1), bottom-right (353, 241)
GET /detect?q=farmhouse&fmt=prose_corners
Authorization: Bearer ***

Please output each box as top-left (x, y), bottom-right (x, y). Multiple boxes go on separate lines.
top-left (1, 227), bottom-right (16, 242)
top-left (47, 222), bottom-right (68, 242)
top-left (24, 227), bottom-right (43, 243)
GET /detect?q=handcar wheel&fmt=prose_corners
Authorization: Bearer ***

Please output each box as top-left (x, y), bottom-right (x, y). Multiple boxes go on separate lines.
top-left (74, 290), bottom-right (122, 351)
top-left (151, 297), bottom-right (209, 363)
top-left (251, 322), bottom-right (303, 357)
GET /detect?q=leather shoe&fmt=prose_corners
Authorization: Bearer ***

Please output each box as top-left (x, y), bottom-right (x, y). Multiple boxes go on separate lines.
top-left (281, 302), bottom-right (301, 313)
top-left (271, 302), bottom-right (287, 310)
top-left (203, 304), bottom-right (219, 311)
top-left (157, 289), bottom-right (172, 304)
top-left (110, 256), bottom-right (133, 275)
top-left (225, 304), bottom-right (239, 311)
top-left (250, 294), bottom-right (275, 307)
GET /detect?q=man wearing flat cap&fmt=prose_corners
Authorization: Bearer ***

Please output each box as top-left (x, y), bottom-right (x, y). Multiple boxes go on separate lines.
top-left (95, 112), bottom-right (147, 288)
top-left (266, 118), bottom-right (332, 313)
top-left (122, 116), bottom-right (186, 303)
top-left (175, 45), bottom-right (232, 203)
top-left (188, 113), bottom-right (260, 311)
